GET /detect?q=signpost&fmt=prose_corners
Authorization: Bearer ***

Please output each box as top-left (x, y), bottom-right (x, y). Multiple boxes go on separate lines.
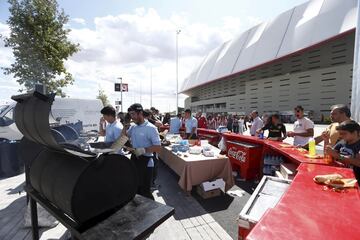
top-left (115, 78), bottom-right (128, 112)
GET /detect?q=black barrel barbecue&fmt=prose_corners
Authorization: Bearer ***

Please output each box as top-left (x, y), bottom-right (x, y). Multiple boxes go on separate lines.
top-left (12, 91), bottom-right (138, 227)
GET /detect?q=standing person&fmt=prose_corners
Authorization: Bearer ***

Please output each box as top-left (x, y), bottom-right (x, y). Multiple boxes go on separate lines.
top-left (243, 116), bottom-right (249, 131)
top-left (262, 114), bottom-right (269, 126)
top-left (125, 103), bottom-right (161, 200)
top-left (162, 113), bottom-right (171, 125)
top-left (99, 106), bottom-right (124, 154)
top-left (117, 112), bottom-right (125, 125)
top-left (287, 105), bottom-right (314, 146)
top-left (144, 109), bottom-right (163, 128)
top-left (207, 115), bottom-right (216, 130)
top-left (312, 104), bottom-right (351, 147)
top-left (169, 113), bottom-right (182, 134)
top-left (227, 115), bottom-right (234, 132)
top-left (256, 114), bottom-right (286, 141)
top-left (325, 120), bottom-right (360, 182)
top-left (184, 109), bottom-right (198, 139)
top-left (196, 111), bottom-right (207, 129)
top-left (249, 110), bottom-right (264, 136)
top-left (219, 115), bottom-right (227, 127)
top-left (214, 115), bottom-right (219, 129)
top-left (238, 116), bottom-right (245, 135)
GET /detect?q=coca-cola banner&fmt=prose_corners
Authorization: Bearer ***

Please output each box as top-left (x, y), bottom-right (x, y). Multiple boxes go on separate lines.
top-left (228, 147), bottom-right (247, 162)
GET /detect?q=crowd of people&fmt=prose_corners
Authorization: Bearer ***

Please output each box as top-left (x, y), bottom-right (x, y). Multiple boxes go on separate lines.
top-left (98, 103), bottom-right (360, 199)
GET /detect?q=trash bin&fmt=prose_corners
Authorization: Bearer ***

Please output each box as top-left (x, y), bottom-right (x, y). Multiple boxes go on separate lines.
top-left (0, 139), bottom-right (24, 178)
top-left (226, 140), bottom-right (262, 180)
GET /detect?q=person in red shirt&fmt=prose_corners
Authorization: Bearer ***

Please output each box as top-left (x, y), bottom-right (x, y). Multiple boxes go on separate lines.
top-left (207, 115), bottom-right (216, 129)
top-left (196, 111), bottom-right (207, 129)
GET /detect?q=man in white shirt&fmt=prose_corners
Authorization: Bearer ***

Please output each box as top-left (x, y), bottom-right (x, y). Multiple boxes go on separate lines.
top-left (287, 105), bottom-right (314, 146)
top-left (184, 109), bottom-right (198, 139)
top-left (249, 110), bottom-right (263, 136)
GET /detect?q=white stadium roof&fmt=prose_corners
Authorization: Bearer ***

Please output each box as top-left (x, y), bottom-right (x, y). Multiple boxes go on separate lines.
top-left (181, 0), bottom-right (357, 93)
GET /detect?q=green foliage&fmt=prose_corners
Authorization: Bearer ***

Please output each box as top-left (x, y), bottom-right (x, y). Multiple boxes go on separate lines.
top-left (96, 88), bottom-right (110, 107)
top-left (2, 0), bottom-right (79, 96)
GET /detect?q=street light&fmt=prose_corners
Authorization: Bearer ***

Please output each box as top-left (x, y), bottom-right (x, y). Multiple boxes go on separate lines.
top-left (150, 68), bottom-right (153, 108)
top-left (176, 29), bottom-right (181, 114)
top-left (117, 77), bottom-right (123, 112)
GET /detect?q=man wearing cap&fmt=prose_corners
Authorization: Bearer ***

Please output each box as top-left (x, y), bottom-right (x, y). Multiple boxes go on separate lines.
top-left (125, 103), bottom-right (161, 200)
top-left (184, 109), bottom-right (198, 139)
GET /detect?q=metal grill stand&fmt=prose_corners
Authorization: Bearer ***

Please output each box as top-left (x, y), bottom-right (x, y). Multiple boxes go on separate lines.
top-left (12, 91), bottom-right (174, 240)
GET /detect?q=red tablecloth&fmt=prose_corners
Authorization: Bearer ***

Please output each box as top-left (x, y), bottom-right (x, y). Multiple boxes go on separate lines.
top-left (246, 163), bottom-right (360, 240)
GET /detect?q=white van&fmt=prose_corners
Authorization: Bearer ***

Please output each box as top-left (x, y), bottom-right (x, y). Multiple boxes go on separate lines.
top-left (0, 98), bottom-right (103, 141)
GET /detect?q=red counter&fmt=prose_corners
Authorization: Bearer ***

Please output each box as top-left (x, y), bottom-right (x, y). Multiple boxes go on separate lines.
top-left (246, 163), bottom-right (360, 240)
top-left (263, 140), bottom-right (331, 165)
top-left (222, 133), bottom-right (334, 167)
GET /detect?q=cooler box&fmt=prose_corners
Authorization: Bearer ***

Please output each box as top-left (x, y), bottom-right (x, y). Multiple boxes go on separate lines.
top-left (226, 141), bottom-right (262, 180)
top-left (238, 176), bottom-right (291, 240)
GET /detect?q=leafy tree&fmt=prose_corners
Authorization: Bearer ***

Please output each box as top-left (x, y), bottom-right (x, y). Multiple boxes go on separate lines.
top-left (96, 88), bottom-right (110, 107)
top-left (2, 0), bottom-right (79, 96)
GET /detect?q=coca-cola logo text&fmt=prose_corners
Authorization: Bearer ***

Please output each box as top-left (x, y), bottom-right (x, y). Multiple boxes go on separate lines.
top-left (228, 147), bottom-right (246, 162)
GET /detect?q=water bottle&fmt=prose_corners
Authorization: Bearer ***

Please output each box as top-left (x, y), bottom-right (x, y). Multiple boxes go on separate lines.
top-left (308, 138), bottom-right (316, 156)
top-left (259, 132), bottom-right (264, 139)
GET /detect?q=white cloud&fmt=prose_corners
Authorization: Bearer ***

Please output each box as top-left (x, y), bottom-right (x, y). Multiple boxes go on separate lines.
top-left (71, 17), bottom-right (86, 25)
top-left (0, 8), bottom-right (262, 112)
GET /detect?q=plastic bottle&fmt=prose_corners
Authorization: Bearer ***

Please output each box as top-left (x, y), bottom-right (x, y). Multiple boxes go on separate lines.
top-left (323, 138), bottom-right (332, 163)
top-left (308, 138), bottom-right (316, 156)
top-left (264, 154), bottom-right (270, 165)
top-left (258, 132), bottom-right (264, 139)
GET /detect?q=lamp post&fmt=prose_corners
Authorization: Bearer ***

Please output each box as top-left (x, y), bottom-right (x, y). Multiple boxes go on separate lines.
top-left (117, 77), bottom-right (123, 112)
top-left (176, 29), bottom-right (181, 114)
top-left (150, 68), bottom-right (152, 108)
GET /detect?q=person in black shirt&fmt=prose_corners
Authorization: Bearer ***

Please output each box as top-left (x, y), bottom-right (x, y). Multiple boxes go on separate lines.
top-left (162, 113), bottom-right (171, 125)
top-left (326, 120), bottom-right (360, 182)
top-left (256, 114), bottom-right (286, 140)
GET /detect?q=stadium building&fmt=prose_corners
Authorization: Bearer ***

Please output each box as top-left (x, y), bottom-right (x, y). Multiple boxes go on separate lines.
top-left (181, 0), bottom-right (357, 122)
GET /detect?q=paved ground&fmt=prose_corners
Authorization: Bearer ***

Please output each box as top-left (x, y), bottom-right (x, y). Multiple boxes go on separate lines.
top-left (0, 124), bottom-right (329, 240)
top-left (0, 164), bottom-right (234, 240)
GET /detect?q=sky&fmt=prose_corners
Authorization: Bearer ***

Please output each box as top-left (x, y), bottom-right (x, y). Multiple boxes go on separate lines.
top-left (0, 0), bottom-right (309, 112)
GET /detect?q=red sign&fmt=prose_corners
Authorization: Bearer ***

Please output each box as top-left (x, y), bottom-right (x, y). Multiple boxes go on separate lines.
top-left (121, 83), bottom-right (128, 92)
top-left (114, 83), bottom-right (129, 92)
top-left (228, 147), bottom-right (247, 162)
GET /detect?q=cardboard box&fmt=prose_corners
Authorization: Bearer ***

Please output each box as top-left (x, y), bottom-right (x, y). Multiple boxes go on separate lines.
top-left (275, 170), bottom-right (285, 179)
top-left (197, 186), bottom-right (221, 199)
top-left (201, 179), bottom-right (225, 192)
top-left (280, 163), bottom-right (297, 180)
